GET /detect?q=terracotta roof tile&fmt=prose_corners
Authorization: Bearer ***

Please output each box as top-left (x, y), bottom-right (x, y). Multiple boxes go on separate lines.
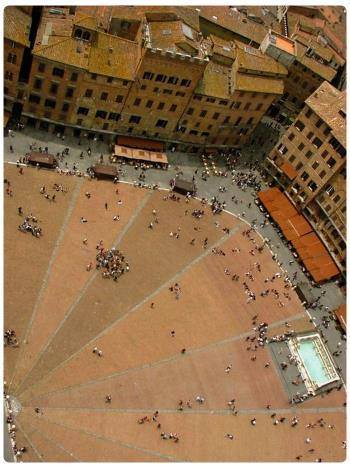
top-left (4, 6), bottom-right (31, 47)
top-left (306, 82), bottom-right (346, 147)
top-left (234, 72), bottom-right (284, 95)
top-left (235, 43), bottom-right (288, 76)
top-left (33, 37), bottom-right (90, 69)
top-left (88, 34), bottom-right (140, 80)
top-left (195, 61), bottom-right (230, 99)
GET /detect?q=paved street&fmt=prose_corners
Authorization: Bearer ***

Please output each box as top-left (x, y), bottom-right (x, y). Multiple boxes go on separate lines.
top-left (3, 125), bottom-right (346, 385)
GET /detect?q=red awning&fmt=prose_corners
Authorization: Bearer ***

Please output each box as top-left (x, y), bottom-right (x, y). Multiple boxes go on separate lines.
top-left (258, 188), bottom-right (340, 282)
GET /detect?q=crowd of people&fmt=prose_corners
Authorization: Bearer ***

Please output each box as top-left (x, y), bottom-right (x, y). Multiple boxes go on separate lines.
top-left (96, 244), bottom-right (129, 281)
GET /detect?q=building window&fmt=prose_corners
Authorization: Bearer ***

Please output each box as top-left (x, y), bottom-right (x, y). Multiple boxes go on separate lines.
top-left (122, 81), bottom-right (128, 86)
top-left (156, 119), bottom-right (168, 128)
top-left (213, 112), bottom-right (220, 120)
top-left (327, 157), bottom-right (336, 168)
top-left (288, 133), bottom-right (295, 141)
top-left (312, 161), bottom-right (319, 170)
top-left (146, 100), bottom-right (153, 109)
top-left (65, 87), bottom-right (74, 98)
top-left (256, 103), bottom-right (263, 111)
top-left (297, 142), bottom-right (305, 151)
top-left (244, 102), bottom-right (251, 110)
top-left (189, 130), bottom-right (198, 135)
top-left (234, 102), bottom-right (241, 109)
top-left (77, 107), bottom-right (89, 115)
top-left (305, 150), bottom-right (313, 159)
top-left (333, 194), bottom-right (341, 204)
top-left (107, 77), bottom-right (113, 83)
top-left (50, 83), bottom-right (58, 94)
top-left (247, 117), bottom-right (253, 125)
top-left (155, 74), bottom-right (167, 83)
top-left (235, 116), bottom-right (242, 126)
top-left (321, 149), bottom-right (328, 158)
top-left (170, 104), bottom-right (177, 112)
top-left (157, 102), bottom-right (165, 110)
top-left (306, 131), bottom-right (314, 140)
top-left (153, 87), bottom-right (160, 93)
top-left (167, 76), bottom-right (178, 85)
top-left (91, 73), bottom-right (97, 80)
top-left (115, 95), bottom-right (123, 103)
top-left (325, 184), bottom-right (335, 196)
top-left (301, 171), bottom-right (309, 181)
top-left (200, 110), bottom-right (207, 118)
top-left (141, 84), bottom-right (146, 90)
top-left (38, 62), bottom-right (46, 73)
top-left (29, 94), bottom-right (40, 104)
top-left (315, 118), bottom-right (323, 128)
top-left (187, 108), bottom-right (194, 115)
top-left (132, 97), bottom-right (141, 106)
top-left (71, 72), bottom-right (78, 82)
top-left (44, 98), bottom-right (56, 109)
top-left (219, 100), bottom-right (228, 106)
top-left (278, 143), bottom-right (288, 155)
top-left (224, 116), bottom-right (230, 124)
top-left (62, 102), bottom-right (70, 112)
top-left (101, 92), bottom-right (108, 101)
top-left (305, 109), bottom-right (313, 118)
top-left (295, 120), bottom-right (305, 131)
top-left (108, 112), bottom-right (120, 121)
top-left (52, 67), bottom-right (64, 78)
top-left (313, 137), bottom-right (322, 149)
top-left (129, 115), bottom-right (141, 124)
top-left (143, 71), bottom-right (154, 80)
top-left (103, 123), bottom-right (109, 130)
top-left (323, 126), bottom-right (331, 136)
top-left (85, 89), bottom-right (93, 98)
top-left (7, 53), bottom-right (16, 64)
top-left (289, 154), bottom-right (296, 163)
top-left (180, 79), bottom-right (191, 87)
top-left (193, 95), bottom-right (202, 101)
top-left (96, 110), bottom-right (107, 119)
top-left (163, 89), bottom-right (172, 95)
top-left (308, 180), bottom-right (318, 192)
top-left (207, 124), bottom-right (213, 130)
top-left (319, 170), bottom-right (326, 178)
top-left (201, 131), bottom-right (209, 137)
top-left (296, 162), bottom-right (303, 170)
top-left (34, 78), bottom-right (42, 89)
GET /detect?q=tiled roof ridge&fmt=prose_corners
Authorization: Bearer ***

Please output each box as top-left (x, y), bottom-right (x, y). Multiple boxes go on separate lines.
top-left (34, 36), bottom-right (72, 53)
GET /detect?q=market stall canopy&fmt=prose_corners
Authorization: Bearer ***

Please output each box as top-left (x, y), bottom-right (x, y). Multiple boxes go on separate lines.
top-left (335, 304), bottom-right (346, 332)
top-left (116, 135), bottom-right (164, 152)
top-left (28, 152), bottom-right (57, 168)
top-left (258, 188), bottom-right (340, 282)
top-left (91, 164), bottom-right (119, 179)
top-left (174, 179), bottom-right (195, 196)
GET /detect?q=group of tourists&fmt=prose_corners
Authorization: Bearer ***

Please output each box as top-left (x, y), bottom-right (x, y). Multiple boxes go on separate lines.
top-left (96, 244), bottom-right (130, 281)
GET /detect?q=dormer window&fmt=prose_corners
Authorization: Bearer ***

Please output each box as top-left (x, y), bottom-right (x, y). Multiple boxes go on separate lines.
top-left (74, 27), bottom-right (91, 42)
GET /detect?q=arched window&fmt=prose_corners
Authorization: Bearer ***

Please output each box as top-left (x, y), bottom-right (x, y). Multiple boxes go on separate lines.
top-left (82, 31), bottom-right (91, 41)
top-left (74, 28), bottom-right (82, 39)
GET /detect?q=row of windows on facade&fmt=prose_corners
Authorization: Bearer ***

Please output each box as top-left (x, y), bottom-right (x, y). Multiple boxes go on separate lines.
top-left (29, 92), bottom-right (256, 129)
top-left (36, 62), bottom-right (128, 85)
top-left (142, 71), bottom-right (191, 87)
top-left (183, 115), bottom-right (254, 126)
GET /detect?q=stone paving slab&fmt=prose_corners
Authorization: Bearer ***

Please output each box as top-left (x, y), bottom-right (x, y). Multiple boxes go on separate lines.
top-left (23, 406), bottom-right (346, 462)
top-left (10, 180), bottom-right (147, 394)
top-left (18, 410), bottom-right (165, 462)
top-left (4, 164), bottom-right (78, 384)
